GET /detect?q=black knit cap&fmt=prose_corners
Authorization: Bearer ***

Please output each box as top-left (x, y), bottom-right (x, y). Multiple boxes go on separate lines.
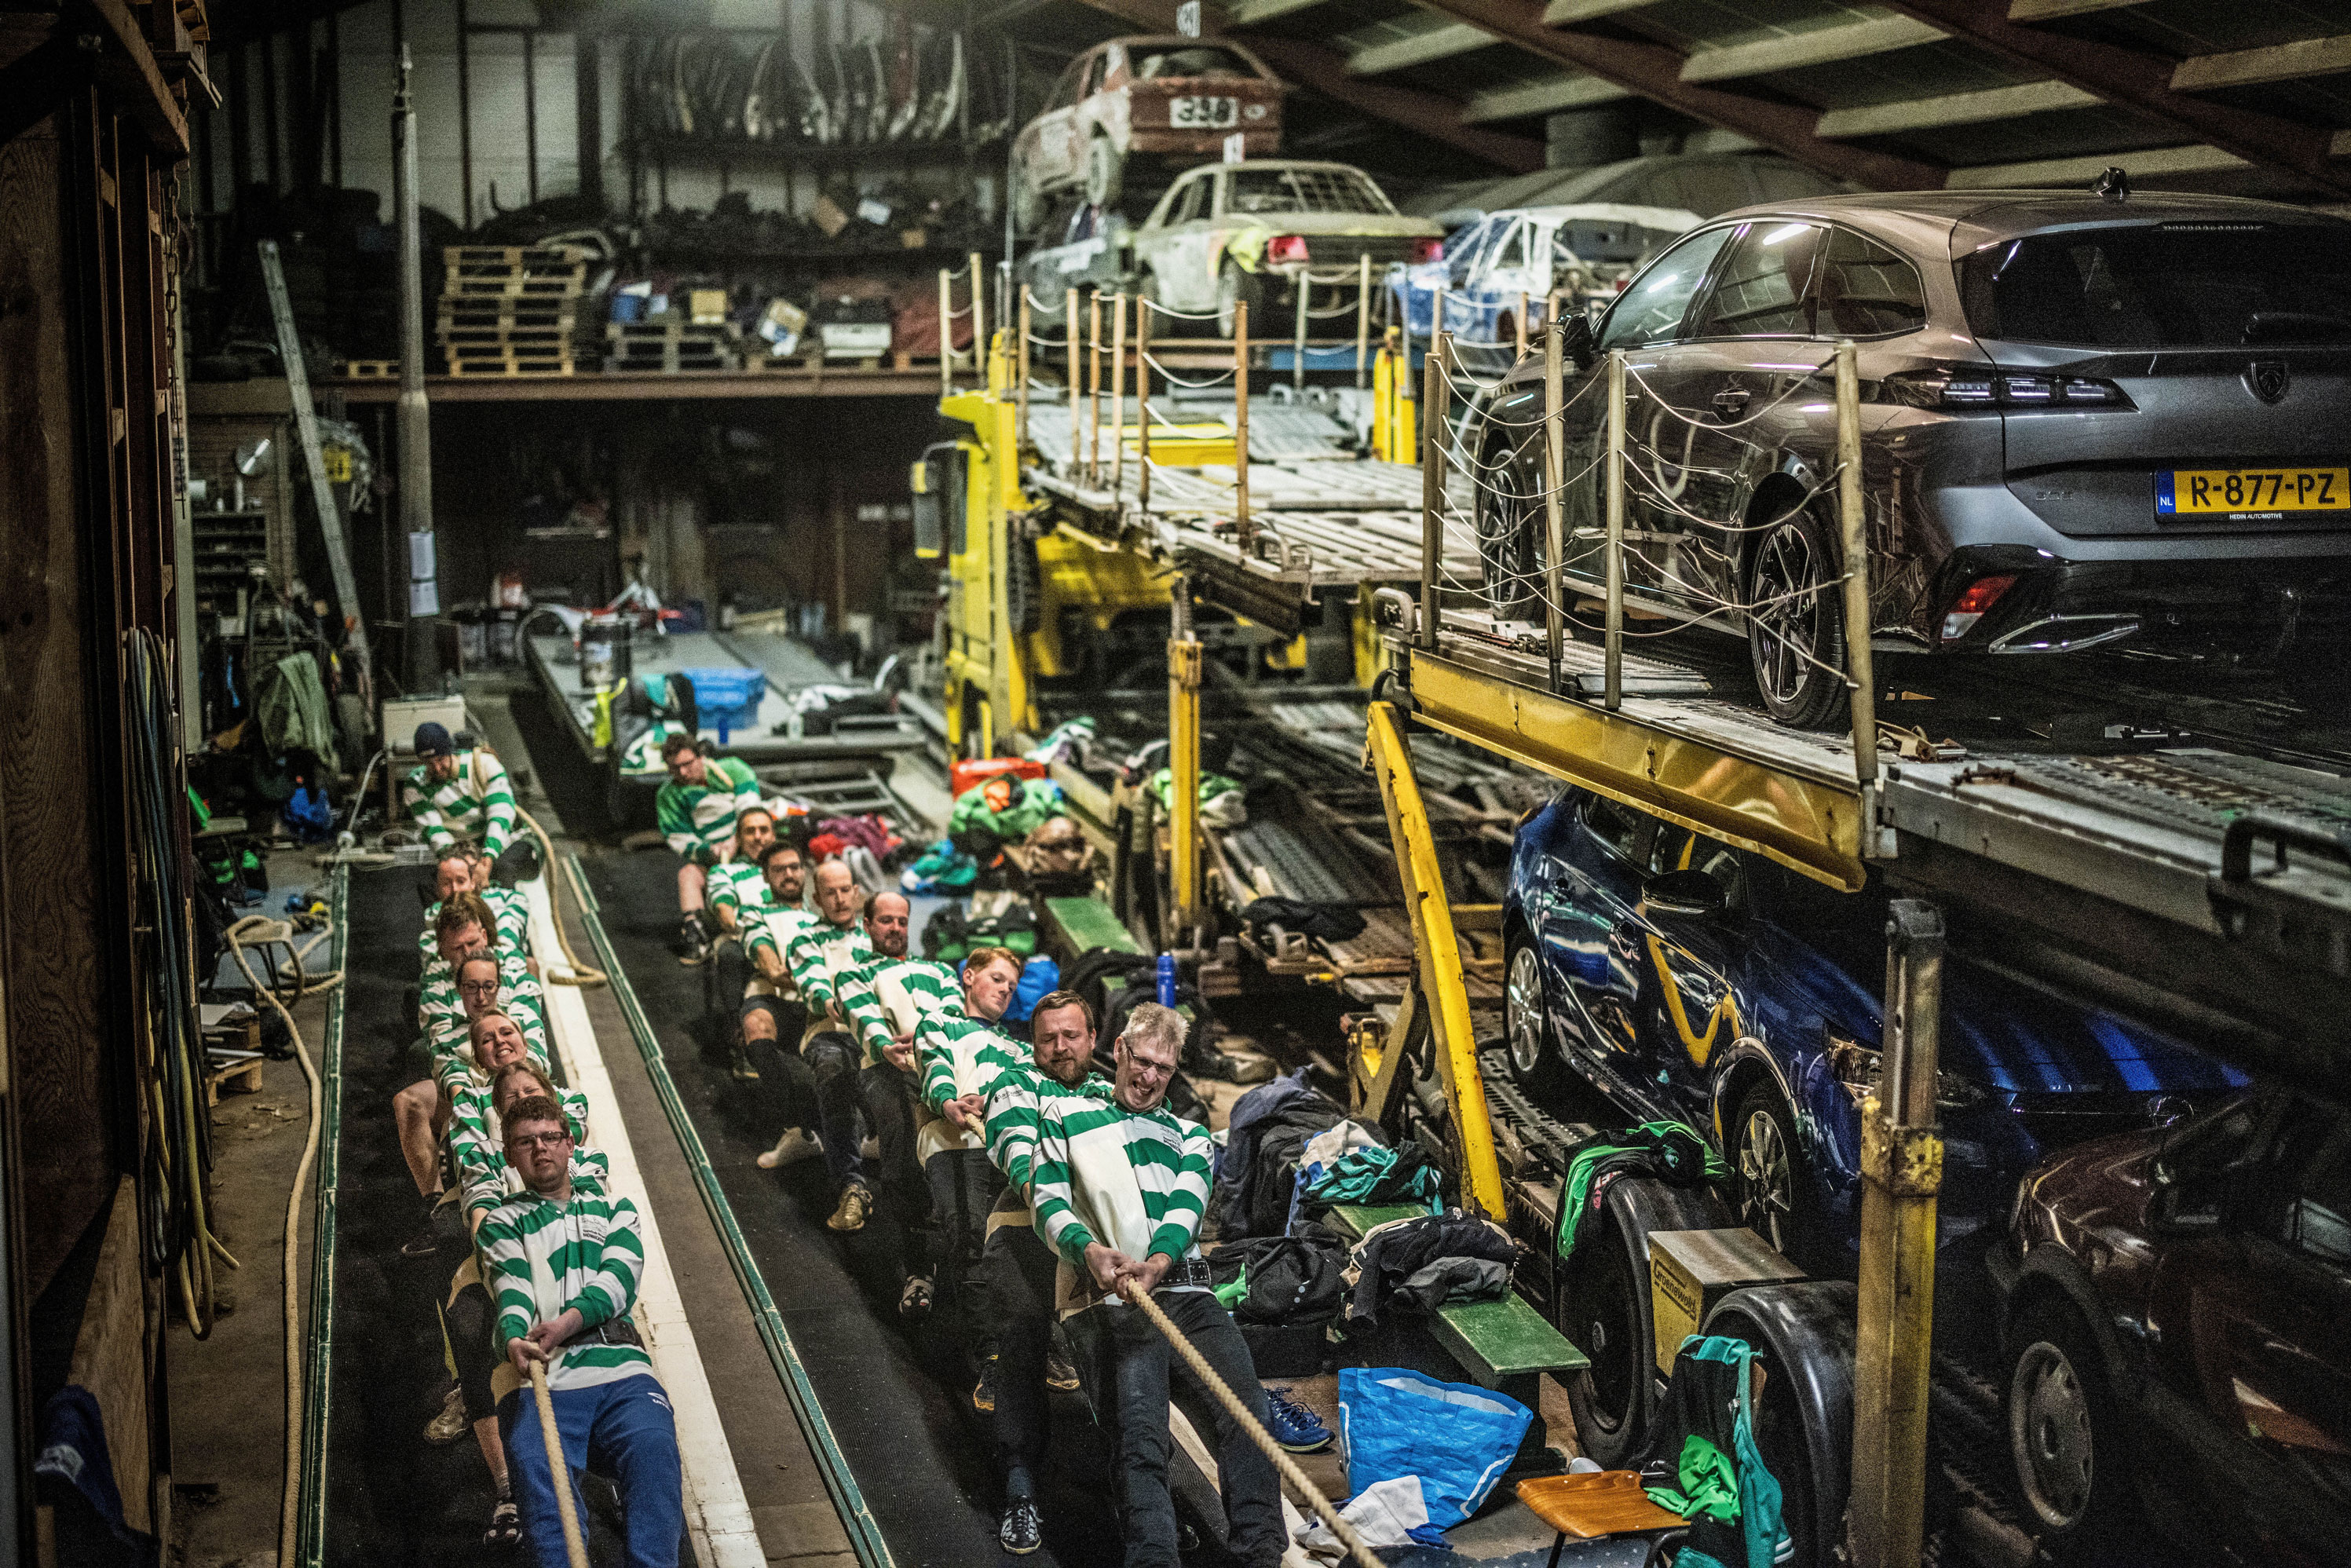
top-left (413, 722), bottom-right (455, 757)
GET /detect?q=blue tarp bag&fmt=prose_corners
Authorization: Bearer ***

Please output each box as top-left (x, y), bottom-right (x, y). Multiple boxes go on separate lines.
top-left (1001, 956), bottom-right (1061, 1025)
top-left (1337, 1366), bottom-right (1532, 1530)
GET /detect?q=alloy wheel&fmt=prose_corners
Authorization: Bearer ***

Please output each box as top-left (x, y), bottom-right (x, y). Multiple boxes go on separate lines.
top-left (1735, 1106), bottom-right (1793, 1255)
top-left (1505, 946), bottom-right (1545, 1079)
top-left (2011, 1340), bottom-right (2095, 1530)
top-left (1749, 521), bottom-right (1824, 708)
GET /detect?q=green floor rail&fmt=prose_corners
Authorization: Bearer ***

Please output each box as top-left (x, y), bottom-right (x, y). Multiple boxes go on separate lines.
top-left (564, 854), bottom-right (894, 1568)
top-left (295, 862), bottom-right (349, 1566)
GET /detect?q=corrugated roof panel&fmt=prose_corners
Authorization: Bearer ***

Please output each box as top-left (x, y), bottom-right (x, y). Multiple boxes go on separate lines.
top-left (2053, 0), bottom-right (2351, 58)
top-left (1611, 0), bottom-right (1927, 55)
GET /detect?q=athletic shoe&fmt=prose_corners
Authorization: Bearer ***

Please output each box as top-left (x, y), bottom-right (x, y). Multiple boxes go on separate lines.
top-left (401, 1192), bottom-right (450, 1258)
top-left (971, 1358), bottom-right (997, 1414)
top-left (999, 1498), bottom-right (1043, 1556)
top-left (898, 1274), bottom-right (935, 1321)
top-left (1263, 1387), bottom-right (1333, 1453)
top-left (729, 1044), bottom-right (759, 1082)
top-left (483, 1497), bottom-right (521, 1548)
top-left (757, 1129), bottom-right (821, 1170)
top-left (826, 1180), bottom-right (873, 1233)
top-left (1045, 1343), bottom-right (1080, 1392)
top-left (676, 913), bottom-right (711, 967)
top-left (422, 1386), bottom-right (469, 1445)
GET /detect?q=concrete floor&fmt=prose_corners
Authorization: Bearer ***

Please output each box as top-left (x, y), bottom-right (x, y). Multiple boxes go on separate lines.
top-left (167, 849), bottom-right (336, 1568)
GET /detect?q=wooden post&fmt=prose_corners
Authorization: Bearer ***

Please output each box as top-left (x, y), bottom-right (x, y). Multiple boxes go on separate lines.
top-left (1431, 284), bottom-right (1446, 352)
top-left (1355, 251), bottom-right (1372, 389)
top-left (1110, 292), bottom-right (1128, 499)
top-left (1543, 320), bottom-right (1567, 692)
top-left (1234, 298), bottom-right (1251, 557)
top-left (1420, 331), bottom-right (1446, 649)
top-left (938, 269), bottom-right (952, 400)
top-left (1017, 289), bottom-right (1032, 449)
top-left (1603, 347), bottom-right (1625, 711)
top-left (969, 250), bottom-right (985, 382)
top-left (1065, 287), bottom-right (1080, 478)
top-left (1837, 338), bottom-right (1878, 790)
top-left (1293, 270), bottom-right (1309, 393)
top-left (1138, 295), bottom-right (1153, 511)
top-left (1516, 291), bottom-right (1528, 359)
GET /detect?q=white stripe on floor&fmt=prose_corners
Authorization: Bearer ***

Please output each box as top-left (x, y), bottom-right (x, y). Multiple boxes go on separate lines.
top-left (522, 877), bottom-right (766, 1568)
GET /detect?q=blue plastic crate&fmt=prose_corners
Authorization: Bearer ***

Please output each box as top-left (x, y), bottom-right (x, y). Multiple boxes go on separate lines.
top-left (677, 667), bottom-right (765, 739)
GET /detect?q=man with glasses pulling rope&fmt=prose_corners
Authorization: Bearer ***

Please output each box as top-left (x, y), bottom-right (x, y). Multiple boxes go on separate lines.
top-left (1032, 1003), bottom-right (1282, 1568)
top-left (486, 1097), bottom-right (683, 1568)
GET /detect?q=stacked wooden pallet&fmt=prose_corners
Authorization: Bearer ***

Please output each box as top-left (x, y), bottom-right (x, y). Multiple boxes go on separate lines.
top-left (603, 320), bottom-right (740, 374)
top-left (437, 245), bottom-right (587, 377)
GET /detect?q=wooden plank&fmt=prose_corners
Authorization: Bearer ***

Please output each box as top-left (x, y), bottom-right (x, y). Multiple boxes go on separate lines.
top-left (1543, 0), bottom-right (1664, 20)
top-left (1462, 75), bottom-right (1629, 125)
top-left (1817, 78), bottom-right (2097, 138)
top-left (1430, 1292), bottom-right (1590, 1380)
top-left (68, 1181), bottom-right (152, 1533)
top-left (2171, 31), bottom-right (2351, 93)
top-left (2009, 0), bottom-right (2149, 19)
top-left (1044, 895), bottom-right (1143, 956)
top-left (1946, 142), bottom-right (2245, 188)
top-left (1348, 21), bottom-right (1497, 77)
top-left (1680, 16), bottom-right (1946, 83)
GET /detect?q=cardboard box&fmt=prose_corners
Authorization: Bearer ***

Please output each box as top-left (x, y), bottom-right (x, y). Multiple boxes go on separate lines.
top-left (1649, 1228), bottom-right (1804, 1374)
top-left (688, 288), bottom-right (728, 326)
top-left (382, 695), bottom-right (469, 755)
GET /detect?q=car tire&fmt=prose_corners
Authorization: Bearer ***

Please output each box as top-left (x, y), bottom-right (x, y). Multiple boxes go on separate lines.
top-left (1475, 444), bottom-right (1541, 622)
top-left (1728, 1080), bottom-right (1820, 1272)
top-left (1562, 1179), bottom-right (1728, 1467)
top-left (1744, 503), bottom-right (1849, 729)
top-left (2005, 1296), bottom-right (2134, 1563)
top-left (1216, 263), bottom-right (1262, 341)
top-left (1011, 171), bottom-right (1047, 236)
top-left (1502, 940), bottom-right (1567, 1097)
top-left (1082, 133), bottom-right (1124, 209)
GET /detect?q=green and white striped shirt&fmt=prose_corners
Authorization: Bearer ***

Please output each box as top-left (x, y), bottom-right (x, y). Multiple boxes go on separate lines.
top-left (481, 1187), bottom-right (652, 1391)
top-left (422, 954), bottom-right (550, 1091)
top-left (783, 919), bottom-right (876, 1018)
top-left (655, 756), bottom-right (762, 866)
top-left (912, 1011), bottom-right (1029, 1117)
top-left (449, 1084), bottom-right (603, 1221)
top-left (401, 750), bottom-right (518, 857)
top-left (419, 884), bottom-right (532, 960)
top-left (984, 1063), bottom-right (1112, 1196)
top-left (839, 956), bottom-right (963, 1067)
top-left (1030, 1093), bottom-right (1213, 1284)
top-left (706, 862), bottom-right (770, 925)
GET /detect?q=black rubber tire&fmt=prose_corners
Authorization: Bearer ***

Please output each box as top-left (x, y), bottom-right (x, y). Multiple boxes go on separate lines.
top-left (1702, 1280), bottom-right (1858, 1568)
top-left (1501, 938), bottom-right (1567, 1098)
top-left (1727, 1078), bottom-right (1823, 1275)
top-left (2005, 1295), bottom-right (2132, 1563)
top-left (1744, 503), bottom-right (1849, 729)
top-left (1083, 133), bottom-right (1124, 209)
top-left (1561, 1178), bottom-right (1730, 1467)
top-left (1005, 535), bottom-right (1044, 635)
top-left (1475, 445), bottom-right (1541, 623)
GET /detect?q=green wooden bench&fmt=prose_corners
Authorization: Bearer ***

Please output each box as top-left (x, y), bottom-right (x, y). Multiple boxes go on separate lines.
top-left (1044, 894), bottom-right (1143, 959)
top-left (1327, 1204), bottom-right (1586, 1474)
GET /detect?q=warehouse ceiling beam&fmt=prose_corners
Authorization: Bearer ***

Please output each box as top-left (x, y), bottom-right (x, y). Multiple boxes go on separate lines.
top-left (1245, 34), bottom-right (1545, 170)
top-left (1679, 15), bottom-right (1947, 83)
top-left (1542, 0), bottom-right (1662, 21)
top-left (1348, 20), bottom-right (1499, 76)
top-left (2171, 33), bottom-right (2351, 93)
top-left (1946, 141), bottom-right (2246, 187)
top-left (1461, 72), bottom-right (1628, 124)
top-left (1390, 0), bottom-right (1948, 188)
top-left (1816, 76), bottom-right (2096, 137)
top-left (1881, 1), bottom-right (2351, 196)
top-left (1225, 0), bottom-right (1336, 23)
top-left (2007, 0), bottom-right (2148, 18)
top-left (1062, 0), bottom-right (1544, 170)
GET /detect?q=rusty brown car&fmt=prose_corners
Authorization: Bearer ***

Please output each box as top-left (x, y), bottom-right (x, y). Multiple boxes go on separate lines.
top-left (1011, 36), bottom-right (1283, 232)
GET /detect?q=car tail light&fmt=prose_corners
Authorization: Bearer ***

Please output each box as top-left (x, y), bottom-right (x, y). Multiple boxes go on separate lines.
top-left (1883, 365), bottom-right (2133, 411)
top-left (1266, 235), bottom-right (1309, 265)
top-left (1408, 238), bottom-right (1442, 265)
top-left (1941, 573), bottom-right (2017, 642)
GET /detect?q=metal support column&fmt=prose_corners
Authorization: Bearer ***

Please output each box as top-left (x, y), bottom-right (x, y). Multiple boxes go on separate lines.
top-left (1848, 899), bottom-right (1946, 1568)
top-left (1836, 338), bottom-right (1879, 794)
top-left (1419, 333), bottom-right (1446, 648)
top-left (393, 46), bottom-right (437, 690)
top-left (1167, 578), bottom-right (1203, 943)
top-left (1603, 347), bottom-right (1625, 710)
top-left (1542, 321), bottom-right (1566, 692)
top-left (1365, 702), bottom-right (1508, 1219)
top-left (1233, 299), bottom-right (1251, 556)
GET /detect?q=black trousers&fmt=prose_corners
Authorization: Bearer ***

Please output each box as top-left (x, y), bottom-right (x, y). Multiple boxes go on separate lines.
top-left (744, 1026), bottom-right (863, 1187)
top-left (927, 1149), bottom-right (1005, 1310)
top-left (444, 1277), bottom-right (501, 1423)
top-left (978, 1215), bottom-right (1062, 1477)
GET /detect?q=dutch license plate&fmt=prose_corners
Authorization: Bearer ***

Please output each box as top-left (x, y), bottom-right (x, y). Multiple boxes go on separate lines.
top-left (2158, 466), bottom-right (2351, 517)
top-left (1170, 96), bottom-right (1239, 130)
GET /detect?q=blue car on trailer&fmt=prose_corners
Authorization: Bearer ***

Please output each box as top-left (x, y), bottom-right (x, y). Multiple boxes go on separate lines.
top-left (1503, 787), bottom-right (2246, 1278)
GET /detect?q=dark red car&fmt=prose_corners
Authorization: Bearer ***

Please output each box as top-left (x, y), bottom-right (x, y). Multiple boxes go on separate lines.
top-left (1989, 1086), bottom-right (2351, 1565)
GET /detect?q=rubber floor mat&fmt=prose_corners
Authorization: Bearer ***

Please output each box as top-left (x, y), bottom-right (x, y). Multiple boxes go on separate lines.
top-left (580, 850), bottom-right (1130, 1568)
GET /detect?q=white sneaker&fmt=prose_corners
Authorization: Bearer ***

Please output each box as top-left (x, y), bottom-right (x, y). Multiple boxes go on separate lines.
top-left (757, 1128), bottom-right (823, 1170)
top-left (859, 1135), bottom-right (881, 1160)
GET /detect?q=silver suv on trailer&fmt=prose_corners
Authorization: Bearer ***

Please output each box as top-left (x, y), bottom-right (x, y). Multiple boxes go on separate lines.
top-left (1464, 189), bottom-right (2351, 726)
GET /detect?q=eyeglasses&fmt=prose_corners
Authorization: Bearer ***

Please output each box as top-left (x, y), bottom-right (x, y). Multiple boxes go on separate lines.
top-left (459, 980), bottom-right (500, 996)
top-left (507, 1131), bottom-right (572, 1150)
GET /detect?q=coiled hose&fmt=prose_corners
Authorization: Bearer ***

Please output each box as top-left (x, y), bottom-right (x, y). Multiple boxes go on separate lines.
top-left (221, 916), bottom-right (338, 1568)
top-left (125, 630), bottom-right (222, 1340)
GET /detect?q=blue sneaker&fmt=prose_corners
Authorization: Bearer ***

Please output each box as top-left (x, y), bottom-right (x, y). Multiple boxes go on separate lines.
top-left (1263, 1387), bottom-right (1332, 1453)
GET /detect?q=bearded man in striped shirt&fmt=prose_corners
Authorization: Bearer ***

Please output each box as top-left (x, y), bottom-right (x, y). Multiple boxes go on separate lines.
top-left (401, 722), bottom-right (534, 884)
top-left (487, 1096), bottom-right (682, 1567)
top-left (1033, 1003), bottom-right (1281, 1568)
